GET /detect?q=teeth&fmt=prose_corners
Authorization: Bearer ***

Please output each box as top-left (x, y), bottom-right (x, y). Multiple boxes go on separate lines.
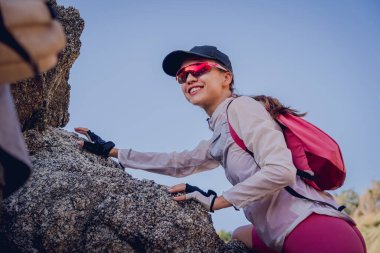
top-left (190, 87), bottom-right (201, 94)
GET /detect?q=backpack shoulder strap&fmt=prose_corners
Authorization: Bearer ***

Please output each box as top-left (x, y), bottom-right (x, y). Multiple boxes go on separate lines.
top-left (226, 99), bottom-right (254, 157)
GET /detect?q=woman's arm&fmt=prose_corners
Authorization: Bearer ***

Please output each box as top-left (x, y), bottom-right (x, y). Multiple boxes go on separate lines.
top-left (212, 196), bottom-right (233, 210)
top-left (75, 127), bottom-right (219, 177)
top-left (117, 139), bottom-right (220, 178)
top-left (222, 96), bottom-right (297, 208)
top-left (75, 127), bottom-right (219, 178)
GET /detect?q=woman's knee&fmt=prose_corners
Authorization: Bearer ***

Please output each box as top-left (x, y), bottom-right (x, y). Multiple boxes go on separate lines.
top-left (232, 225), bottom-right (248, 239)
top-left (232, 225), bottom-right (253, 248)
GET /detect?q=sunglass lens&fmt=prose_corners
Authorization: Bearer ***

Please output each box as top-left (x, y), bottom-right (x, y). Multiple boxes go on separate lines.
top-left (193, 64), bottom-right (211, 78)
top-left (177, 71), bottom-right (188, 84)
top-left (176, 63), bottom-right (212, 84)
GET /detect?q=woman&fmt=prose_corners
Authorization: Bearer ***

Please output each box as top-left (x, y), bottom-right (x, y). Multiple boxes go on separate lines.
top-left (75, 45), bottom-right (366, 253)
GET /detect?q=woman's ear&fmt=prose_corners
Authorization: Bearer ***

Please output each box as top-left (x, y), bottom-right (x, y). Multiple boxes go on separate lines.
top-left (223, 72), bottom-right (233, 88)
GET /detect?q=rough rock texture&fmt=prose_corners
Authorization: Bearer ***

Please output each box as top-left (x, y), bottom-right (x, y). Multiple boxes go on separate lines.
top-left (2, 1), bottom-right (252, 252)
top-left (0, 128), bottom-right (251, 253)
top-left (10, 0), bottom-right (84, 131)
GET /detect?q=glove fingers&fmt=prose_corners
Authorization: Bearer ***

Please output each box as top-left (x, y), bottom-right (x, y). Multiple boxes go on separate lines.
top-left (84, 132), bottom-right (92, 142)
top-left (87, 130), bottom-right (106, 144)
top-left (185, 192), bottom-right (212, 210)
top-left (185, 191), bottom-right (195, 200)
top-left (183, 186), bottom-right (218, 212)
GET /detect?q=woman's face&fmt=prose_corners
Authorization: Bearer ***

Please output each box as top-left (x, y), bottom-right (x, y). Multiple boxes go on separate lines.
top-left (178, 58), bottom-right (232, 116)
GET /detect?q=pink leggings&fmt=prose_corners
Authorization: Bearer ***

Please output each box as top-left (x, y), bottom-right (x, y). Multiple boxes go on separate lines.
top-left (252, 213), bottom-right (366, 253)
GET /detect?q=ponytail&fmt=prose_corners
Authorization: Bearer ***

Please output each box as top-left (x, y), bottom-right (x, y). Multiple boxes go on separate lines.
top-left (234, 94), bottom-right (307, 119)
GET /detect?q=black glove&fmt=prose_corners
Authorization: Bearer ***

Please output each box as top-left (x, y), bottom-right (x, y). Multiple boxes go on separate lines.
top-left (185, 183), bottom-right (217, 212)
top-left (82, 130), bottom-right (115, 157)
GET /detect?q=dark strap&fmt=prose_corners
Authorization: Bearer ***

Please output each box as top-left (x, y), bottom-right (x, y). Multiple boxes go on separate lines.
top-left (226, 98), bottom-right (345, 212)
top-left (0, 12), bottom-right (40, 78)
top-left (209, 195), bottom-right (217, 213)
top-left (285, 186), bottom-right (346, 212)
top-left (296, 169), bottom-right (315, 180)
top-left (185, 183), bottom-right (216, 197)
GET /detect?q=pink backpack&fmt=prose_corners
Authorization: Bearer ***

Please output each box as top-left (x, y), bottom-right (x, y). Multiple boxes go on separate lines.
top-left (227, 100), bottom-right (346, 192)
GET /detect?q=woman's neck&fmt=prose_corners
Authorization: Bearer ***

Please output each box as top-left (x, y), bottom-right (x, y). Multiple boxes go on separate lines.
top-left (204, 92), bottom-right (233, 117)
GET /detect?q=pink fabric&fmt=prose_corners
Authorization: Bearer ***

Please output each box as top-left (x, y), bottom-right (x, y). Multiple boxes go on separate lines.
top-left (227, 109), bottom-right (346, 191)
top-left (277, 113), bottom-right (346, 191)
top-left (252, 229), bottom-right (276, 253)
top-left (227, 119), bottom-right (246, 151)
top-left (252, 213), bottom-right (366, 253)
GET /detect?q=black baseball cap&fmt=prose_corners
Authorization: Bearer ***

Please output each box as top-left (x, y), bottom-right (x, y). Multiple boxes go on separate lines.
top-left (162, 45), bottom-right (233, 77)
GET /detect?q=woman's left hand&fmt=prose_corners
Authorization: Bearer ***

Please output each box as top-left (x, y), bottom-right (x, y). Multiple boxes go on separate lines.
top-left (74, 127), bottom-right (115, 157)
top-left (168, 183), bottom-right (218, 212)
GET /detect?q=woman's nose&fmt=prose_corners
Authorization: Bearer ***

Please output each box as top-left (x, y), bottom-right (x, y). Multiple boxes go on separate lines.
top-left (185, 73), bottom-right (197, 84)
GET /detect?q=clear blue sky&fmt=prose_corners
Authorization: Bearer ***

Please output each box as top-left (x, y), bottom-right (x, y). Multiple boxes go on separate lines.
top-left (60, 0), bottom-right (380, 232)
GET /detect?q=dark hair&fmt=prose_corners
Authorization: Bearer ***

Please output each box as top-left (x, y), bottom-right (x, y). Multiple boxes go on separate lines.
top-left (234, 94), bottom-right (307, 119)
top-left (229, 77), bottom-right (235, 91)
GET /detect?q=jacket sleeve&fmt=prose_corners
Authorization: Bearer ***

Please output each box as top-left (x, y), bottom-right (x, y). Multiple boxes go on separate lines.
top-left (222, 96), bottom-right (297, 208)
top-left (118, 139), bottom-right (220, 178)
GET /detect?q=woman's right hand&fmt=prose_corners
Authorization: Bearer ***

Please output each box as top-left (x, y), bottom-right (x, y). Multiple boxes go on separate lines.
top-left (74, 127), bottom-right (89, 147)
top-left (74, 127), bottom-right (116, 157)
top-left (168, 183), bottom-right (218, 212)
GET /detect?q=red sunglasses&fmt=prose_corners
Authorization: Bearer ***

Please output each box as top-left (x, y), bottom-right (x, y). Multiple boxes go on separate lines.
top-left (175, 62), bottom-right (228, 84)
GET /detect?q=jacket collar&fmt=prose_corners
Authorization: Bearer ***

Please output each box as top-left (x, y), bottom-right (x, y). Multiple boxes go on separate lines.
top-left (207, 96), bottom-right (235, 131)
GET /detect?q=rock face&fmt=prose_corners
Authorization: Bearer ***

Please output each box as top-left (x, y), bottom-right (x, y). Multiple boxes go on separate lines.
top-left (0, 128), bottom-right (250, 252)
top-left (10, 0), bottom-right (84, 132)
top-left (1, 1), bottom-right (251, 252)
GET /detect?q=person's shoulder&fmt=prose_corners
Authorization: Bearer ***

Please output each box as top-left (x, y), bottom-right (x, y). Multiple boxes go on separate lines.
top-left (229, 96), bottom-right (264, 112)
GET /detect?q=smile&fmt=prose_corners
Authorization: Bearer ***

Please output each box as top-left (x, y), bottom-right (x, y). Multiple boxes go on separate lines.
top-left (188, 86), bottom-right (204, 95)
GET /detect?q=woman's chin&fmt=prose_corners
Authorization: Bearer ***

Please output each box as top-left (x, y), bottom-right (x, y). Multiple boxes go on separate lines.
top-left (187, 95), bottom-right (203, 106)
top-left (185, 90), bottom-right (209, 107)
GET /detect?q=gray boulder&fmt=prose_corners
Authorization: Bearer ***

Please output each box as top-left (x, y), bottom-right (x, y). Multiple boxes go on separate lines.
top-left (10, 0), bottom-right (84, 131)
top-left (0, 128), bottom-right (250, 252)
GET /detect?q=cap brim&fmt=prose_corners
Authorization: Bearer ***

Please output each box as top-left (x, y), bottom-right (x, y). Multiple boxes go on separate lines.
top-left (162, 50), bottom-right (217, 77)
